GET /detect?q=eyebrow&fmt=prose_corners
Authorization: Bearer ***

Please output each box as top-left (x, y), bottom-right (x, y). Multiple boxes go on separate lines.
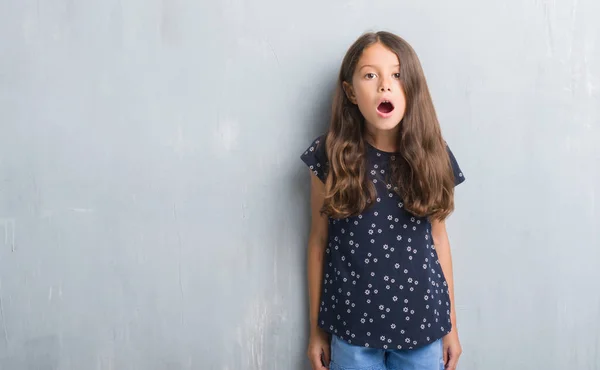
top-left (359, 64), bottom-right (400, 71)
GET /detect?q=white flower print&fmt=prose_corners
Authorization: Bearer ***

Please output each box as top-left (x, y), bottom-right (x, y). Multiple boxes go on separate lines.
top-left (300, 137), bottom-right (460, 351)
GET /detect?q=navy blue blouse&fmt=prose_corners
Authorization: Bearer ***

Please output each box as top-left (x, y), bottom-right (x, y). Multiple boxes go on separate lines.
top-left (301, 135), bottom-right (465, 350)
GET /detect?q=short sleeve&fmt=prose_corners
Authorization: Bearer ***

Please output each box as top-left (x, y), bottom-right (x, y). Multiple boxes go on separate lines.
top-left (300, 135), bottom-right (328, 183)
top-left (446, 145), bottom-right (465, 186)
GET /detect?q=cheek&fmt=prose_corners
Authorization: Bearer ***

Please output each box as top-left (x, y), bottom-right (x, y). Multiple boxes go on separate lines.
top-left (354, 86), bottom-right (373, 105)
top-left (396, 89), bottom-right (407, 111)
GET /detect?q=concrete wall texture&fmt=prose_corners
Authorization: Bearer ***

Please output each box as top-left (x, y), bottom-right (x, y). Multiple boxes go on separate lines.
top-left (1, 0), bottom-right (599, 369)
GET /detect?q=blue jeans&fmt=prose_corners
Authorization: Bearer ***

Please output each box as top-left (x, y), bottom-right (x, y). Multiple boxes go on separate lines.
top-left (329, 335), bottom-right (444, 370)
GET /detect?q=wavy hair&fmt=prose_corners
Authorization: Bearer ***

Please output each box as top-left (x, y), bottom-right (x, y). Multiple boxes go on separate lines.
top-left (321, 31), bottom-right (456, 221)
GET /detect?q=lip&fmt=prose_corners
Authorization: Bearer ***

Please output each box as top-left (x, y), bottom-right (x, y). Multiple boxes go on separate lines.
top-left (376, 97), bottom-right (395, 118)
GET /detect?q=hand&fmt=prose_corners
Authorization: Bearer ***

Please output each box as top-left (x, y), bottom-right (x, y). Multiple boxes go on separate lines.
top-left (307, 328), bottom-right (330, 370)
top-left (442, 330), bottom-right (462, 370)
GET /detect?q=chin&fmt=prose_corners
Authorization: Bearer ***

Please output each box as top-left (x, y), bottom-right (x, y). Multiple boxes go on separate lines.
top-left (368, 117), bottom-right (403, 132)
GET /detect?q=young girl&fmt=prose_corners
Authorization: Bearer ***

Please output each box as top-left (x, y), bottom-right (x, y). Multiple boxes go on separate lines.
top-left (301, 31), bottom-right (465, 370)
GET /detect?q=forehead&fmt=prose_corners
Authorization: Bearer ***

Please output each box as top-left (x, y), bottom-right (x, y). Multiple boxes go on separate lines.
top-left (357, 43), bottom-right (400, 68)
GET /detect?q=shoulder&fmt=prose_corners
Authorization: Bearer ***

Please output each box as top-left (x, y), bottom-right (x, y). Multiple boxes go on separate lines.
top-left (300, 134), bottom-right (329, 182)
top-left (444, 141), bottom-right (465, 186)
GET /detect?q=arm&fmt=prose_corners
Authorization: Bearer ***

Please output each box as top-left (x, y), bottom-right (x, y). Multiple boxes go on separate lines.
top-left (431, 218), bottom-right (462, 370)
top-left (431, 219), bottom-right (457, 329)
top-left (306, 172), bottom-right (330, 369)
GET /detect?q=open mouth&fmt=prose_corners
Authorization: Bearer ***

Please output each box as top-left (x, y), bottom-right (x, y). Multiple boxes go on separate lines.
top-left (377, 100), bottom-right (395, 114)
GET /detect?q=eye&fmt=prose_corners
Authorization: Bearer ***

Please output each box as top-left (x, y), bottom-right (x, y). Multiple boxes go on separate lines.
top-left (393, 73), bottom-right (401, 79)
top-left (365, 73), bottom-right (377, 79)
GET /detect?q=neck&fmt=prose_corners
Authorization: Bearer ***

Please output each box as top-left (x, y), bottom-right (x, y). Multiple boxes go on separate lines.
top-left (364, 126), bottom-right (400, 153)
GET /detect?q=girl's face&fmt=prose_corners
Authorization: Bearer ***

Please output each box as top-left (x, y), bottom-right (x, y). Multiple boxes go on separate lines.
top-left (343, 42), bottom-right (407, 133)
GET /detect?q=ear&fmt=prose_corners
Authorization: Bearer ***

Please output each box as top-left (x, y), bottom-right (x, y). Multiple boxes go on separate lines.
top-left (342, 81), bottom-right (357, 104)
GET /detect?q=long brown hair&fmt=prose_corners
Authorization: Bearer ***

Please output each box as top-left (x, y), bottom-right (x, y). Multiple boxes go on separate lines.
top-left (321, 31), bottom-right (456, 221)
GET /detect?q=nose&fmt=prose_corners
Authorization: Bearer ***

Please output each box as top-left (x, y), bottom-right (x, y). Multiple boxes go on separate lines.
top-left (379, 77), bottom-right (391, 92)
